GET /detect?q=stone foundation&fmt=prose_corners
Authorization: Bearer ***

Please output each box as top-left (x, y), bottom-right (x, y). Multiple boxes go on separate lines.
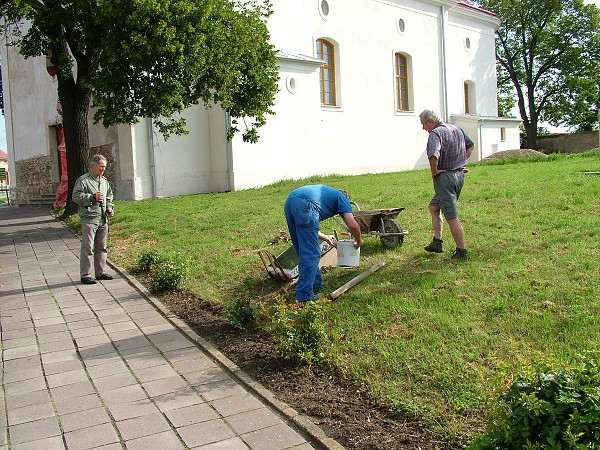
top-left (13, 143), bottom-right (118, 205)
top-left (14, 155), bottom-right (54, 205)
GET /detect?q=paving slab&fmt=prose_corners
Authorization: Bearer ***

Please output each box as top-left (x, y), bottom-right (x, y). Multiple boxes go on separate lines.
top-left (1, 206), bottom-right (344, 449)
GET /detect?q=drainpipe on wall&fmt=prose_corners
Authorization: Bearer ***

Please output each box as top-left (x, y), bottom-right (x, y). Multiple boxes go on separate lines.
top-left (148, 118), bottom-right (158, 198)
top-left (440, 6), bottom-right (449, 122)
top-left (224, 111), bottom-right (232, 192)
top-left (3, 24), bottom-right (17, 202)
top-left (478, 118), bottom-right (483, 160)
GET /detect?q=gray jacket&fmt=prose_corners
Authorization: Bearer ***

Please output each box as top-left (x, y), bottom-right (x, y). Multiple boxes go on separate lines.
top-left (72, 172), bottom-right (114, 224)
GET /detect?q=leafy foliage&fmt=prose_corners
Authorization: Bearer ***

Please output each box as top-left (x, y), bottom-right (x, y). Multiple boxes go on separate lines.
top-left (225, 297), bottom-right (259, 330)
top-left (0, 0), bottom-right (279, 141)
top-left (137, 251), bottom-right (163, 272)
top-left (0, 0), bottom-right (279, 216)
top-left (477, 0), bottom-right (600, 147)
top-left (148, 252), bottom-right (188, 294)
top-left (271, 301), bottom-right (329, 366)
top-left (470, 353), bottom-right (600, 449)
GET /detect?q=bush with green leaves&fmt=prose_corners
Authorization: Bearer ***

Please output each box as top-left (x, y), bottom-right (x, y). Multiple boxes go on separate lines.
top-left (225, 297), bottom-right (259, 330)
top-left (148, 252), bottom-right (187, 294)
top-left (137, 251), bottom-right (163, 272)
top-left (470, 353), bottom-right (600, 449)
top-left (272, 301), bottom-right (329, 366)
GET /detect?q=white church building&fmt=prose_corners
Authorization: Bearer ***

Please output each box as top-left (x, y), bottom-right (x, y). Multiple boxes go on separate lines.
top-left (1, 0), bottom-right (521, 204)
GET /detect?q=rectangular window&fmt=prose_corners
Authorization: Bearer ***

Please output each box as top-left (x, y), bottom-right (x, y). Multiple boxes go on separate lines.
top-left (464, 82), bottom-right (470, 114)
top-left (500, 127), bottom-right (506, 142)
top-left (395, 54), bottom-right (409, 111)
top-left (317, 39), bottom-right (336, 106)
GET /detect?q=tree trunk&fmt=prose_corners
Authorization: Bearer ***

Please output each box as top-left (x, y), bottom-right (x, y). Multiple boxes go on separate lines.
top-left (57, 75), bottom-right (91, 218)
top-left (523, 122), bottom-right (538, 149)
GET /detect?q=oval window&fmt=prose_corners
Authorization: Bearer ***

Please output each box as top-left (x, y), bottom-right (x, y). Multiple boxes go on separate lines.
top-left (398, 18), bottom-right (406, 34)
top-left (319, 0), bottom-right (330, 19)
top-left (286, 76), bottom-right (297, 94)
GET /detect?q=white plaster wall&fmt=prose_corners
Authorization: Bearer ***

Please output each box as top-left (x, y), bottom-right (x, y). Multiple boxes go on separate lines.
top-left (116, 122), bottom-right (156, 200)
top-left (207, 105), bottom-right (232, 193)
top-left (499, 126), bottom-right (521, 152)
top-left (445, 10), bottom-right (498, 116)
top-left (451, 115), bottom-right (521, 159)
top-left (151, 106), bottom-right (212, 198)
top-left (2, 1), bottom-right (511, 200)
top-left (0, 49), bottom-right (59, 161)
top-left (230, 0), bottom-right (501, 189)
top-left (229, 60), bottom-right (324, 188)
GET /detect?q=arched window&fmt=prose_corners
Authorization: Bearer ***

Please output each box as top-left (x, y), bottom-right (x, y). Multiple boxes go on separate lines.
top-left (395, 53), bottom-right (410, 111)
top-left (316, 39), bottom-right (336, 106)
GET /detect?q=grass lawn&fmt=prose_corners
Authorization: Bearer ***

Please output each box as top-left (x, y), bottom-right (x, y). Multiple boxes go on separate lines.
top-left (70, 150), bottom-right (600, 441)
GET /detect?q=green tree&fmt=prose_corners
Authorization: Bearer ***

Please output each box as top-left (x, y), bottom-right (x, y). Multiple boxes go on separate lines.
top-left (477, 0), bottom-right (600, 148)
top-left (0, 0), bottom-right (279, 216)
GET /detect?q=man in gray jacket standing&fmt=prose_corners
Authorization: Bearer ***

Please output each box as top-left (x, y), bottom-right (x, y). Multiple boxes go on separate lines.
top-left (72, 154), bottom-right (115, 284)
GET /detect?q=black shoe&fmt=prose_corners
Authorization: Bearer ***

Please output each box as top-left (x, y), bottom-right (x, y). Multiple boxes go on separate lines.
top-left (81, 277), bottom-right (97, 285)
top-left (96, 273), bottom-right (114, 281)
top-left (451, 248), bottom-right (469, 260)
top-left (424, 237), bottom-right (444, 253)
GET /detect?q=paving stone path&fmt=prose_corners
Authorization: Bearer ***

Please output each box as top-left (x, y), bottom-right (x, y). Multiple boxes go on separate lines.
top-left (0, 206), bottom-right (340, 450)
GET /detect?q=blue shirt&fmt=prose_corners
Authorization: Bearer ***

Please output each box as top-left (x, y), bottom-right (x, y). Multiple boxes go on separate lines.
top-left (287, 184), bottom-right (352, 221)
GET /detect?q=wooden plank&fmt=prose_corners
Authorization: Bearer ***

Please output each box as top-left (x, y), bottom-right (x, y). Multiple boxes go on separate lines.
top-left (328, 260), bottom-right (386, 300)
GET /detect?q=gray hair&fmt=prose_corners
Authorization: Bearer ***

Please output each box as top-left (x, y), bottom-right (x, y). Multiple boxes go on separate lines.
top-left (89, 154), bottom-right (107, 167)
top-left (419, 109), bottom-right (442, 124)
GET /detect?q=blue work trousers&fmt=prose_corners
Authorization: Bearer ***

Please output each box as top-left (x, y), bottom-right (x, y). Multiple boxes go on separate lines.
top-left (284, 197), bottom-right (322, 301)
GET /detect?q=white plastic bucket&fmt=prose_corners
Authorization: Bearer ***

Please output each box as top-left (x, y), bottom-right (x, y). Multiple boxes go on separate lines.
top-left (337, 240), bottom-right (360, 267)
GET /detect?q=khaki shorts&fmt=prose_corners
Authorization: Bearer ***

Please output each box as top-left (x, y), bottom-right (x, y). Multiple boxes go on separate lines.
top-left (430, 170), bottom-right (464, 219)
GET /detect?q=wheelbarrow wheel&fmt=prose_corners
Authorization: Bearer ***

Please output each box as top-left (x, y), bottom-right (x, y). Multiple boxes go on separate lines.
top-left (380, 218), bottom-right (404, 248)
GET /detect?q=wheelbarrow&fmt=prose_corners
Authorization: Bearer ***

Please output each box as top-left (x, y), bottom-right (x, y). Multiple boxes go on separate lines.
top-left (335, 202), bottom-right (408, 248)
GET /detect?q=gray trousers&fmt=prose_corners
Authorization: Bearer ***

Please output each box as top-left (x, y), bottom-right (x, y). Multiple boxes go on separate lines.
top-left (80, 221), bottom-right (108, 278)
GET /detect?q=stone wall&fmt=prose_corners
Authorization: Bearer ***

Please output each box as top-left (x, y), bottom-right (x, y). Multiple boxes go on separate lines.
top-left (536, 131), bottom-right (599, 153)
top-left (13, 143), bottom-right (117, 206)
top-left (14, 155), bottom-right (53, 205)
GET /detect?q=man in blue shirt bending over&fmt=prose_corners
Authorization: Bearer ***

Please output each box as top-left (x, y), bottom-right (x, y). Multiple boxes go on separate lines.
top-left (284, 184), bottom-right (363, 306)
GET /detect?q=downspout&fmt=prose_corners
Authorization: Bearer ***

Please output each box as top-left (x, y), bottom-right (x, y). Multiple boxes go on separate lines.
top-left (148, 118), bottom-right (158, 198)
top-left (440, 6), bottom-right (449, 122)
top-left (478, 118), bottom-right (483, 161)
top-left (3, 23), bottom-right (17, 202)
top-left (224, 111), bottom-right (232, 192)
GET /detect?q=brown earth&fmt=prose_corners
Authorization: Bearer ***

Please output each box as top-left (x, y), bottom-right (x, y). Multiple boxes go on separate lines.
top-left (479, 148), bottom-right (547, 161)
top-left (135, 272), bottom-right (457, 450)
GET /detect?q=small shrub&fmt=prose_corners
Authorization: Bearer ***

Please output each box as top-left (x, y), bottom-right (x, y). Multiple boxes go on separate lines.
top-left (226, 297), bottom-right (259, 330)
top-left (470, 353), bottom-right (600, 449)
top-left (149, 253), bottom-right (187, 293)
top-left (138, 251), bottom-right (163, 271)
top-left (272, 301), bottom-right (329, 366)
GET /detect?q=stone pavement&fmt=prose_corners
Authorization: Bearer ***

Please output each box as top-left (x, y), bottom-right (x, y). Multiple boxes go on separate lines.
top-left (0, 206), bottom-right (343, 450)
